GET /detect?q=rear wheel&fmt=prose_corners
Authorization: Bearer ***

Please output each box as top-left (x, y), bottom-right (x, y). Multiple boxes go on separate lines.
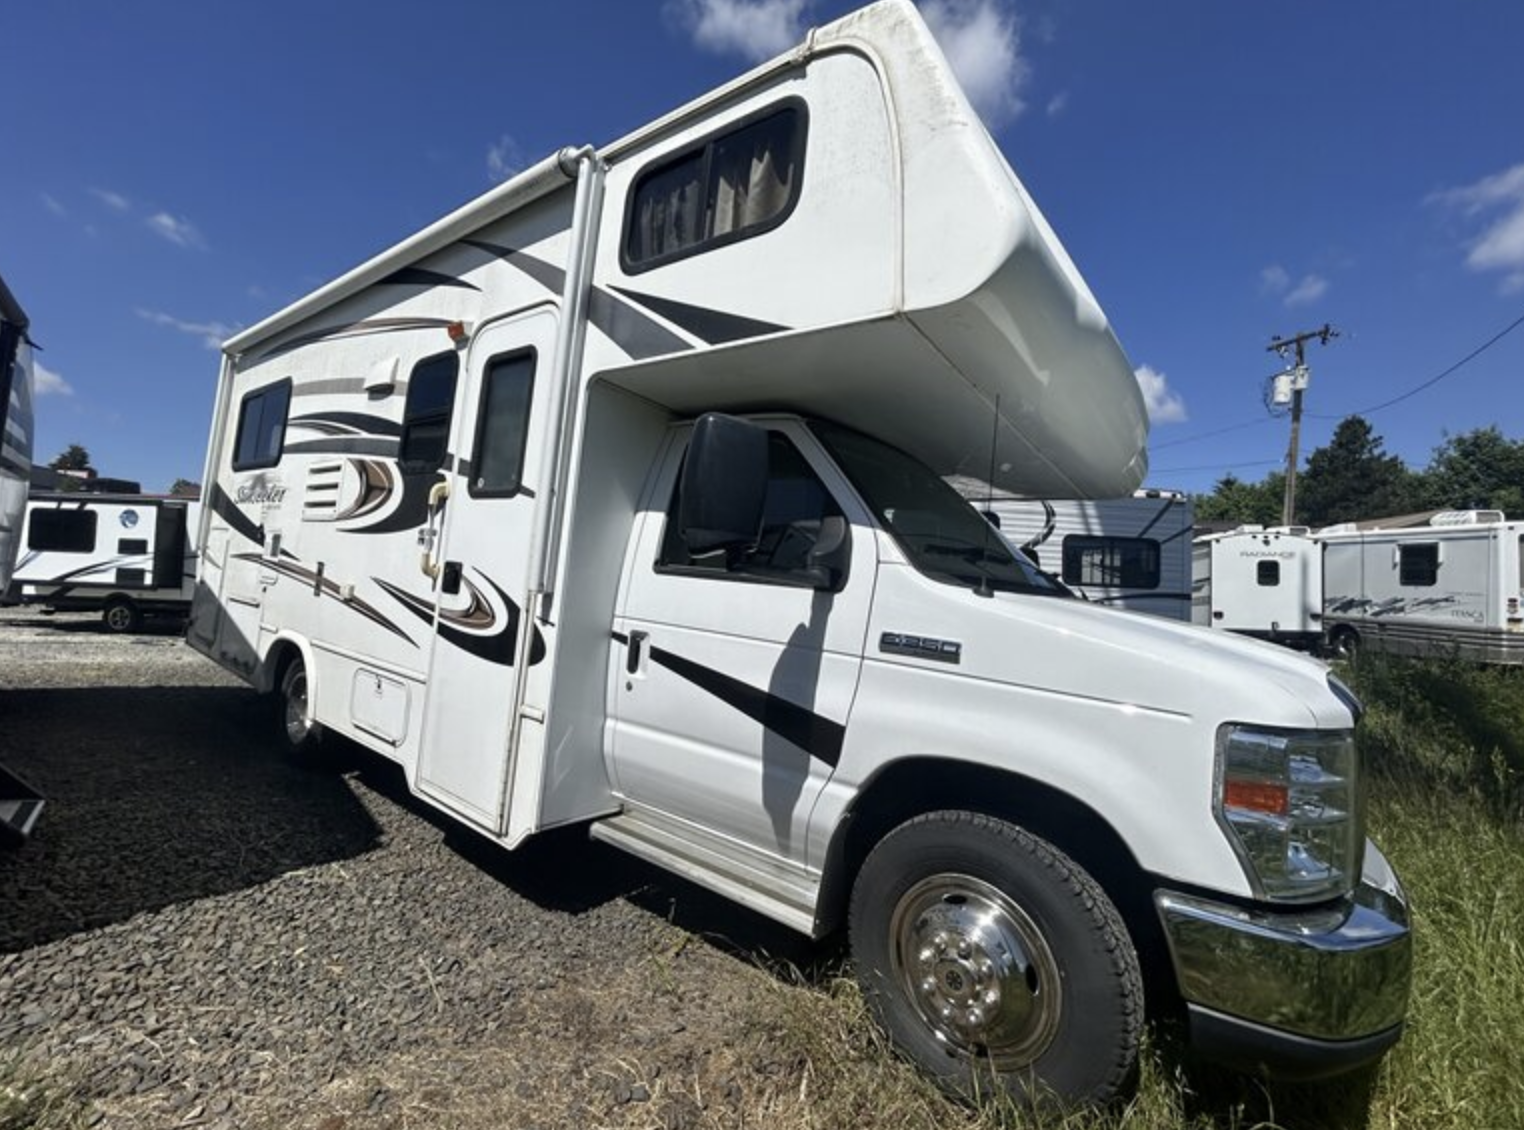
top-left (102, 597), bottom-right (142, 634)
top-left (850, 810), bottom-right (1142, 1108)
top-left (1329, 626), bottom-right (1360, 660)
top-left (278, 656), bottom-right (323, 754)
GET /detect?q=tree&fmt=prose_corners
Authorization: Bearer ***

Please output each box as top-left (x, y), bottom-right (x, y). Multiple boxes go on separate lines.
top-left (1421, 426), bottom-right (1524, 517)
top-left (169, 478), bottom-right (202, 499)
top-left (1295, 416), bottom-right (1419, 527)
top-left (49, 444), bottom-right (92, 472)
top-left (1195, 470), bottom-right (1287, 526)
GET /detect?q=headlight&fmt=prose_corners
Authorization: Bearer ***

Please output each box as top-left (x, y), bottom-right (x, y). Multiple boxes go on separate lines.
top-left (1214, 726), bottom-right (1363, 903)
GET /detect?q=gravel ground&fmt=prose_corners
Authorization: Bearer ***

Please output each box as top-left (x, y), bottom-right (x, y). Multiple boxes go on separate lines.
top-left (0, 607), bottom-right (830, 1130)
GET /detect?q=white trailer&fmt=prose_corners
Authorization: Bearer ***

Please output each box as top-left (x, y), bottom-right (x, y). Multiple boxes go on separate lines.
top-left (1192, 526), bottom-right (1325, 648)
top-left (13, 493), bottom-right (200, 632)
top-left (189, 1), bottom-right (1408, 1104)
top-left (963, 488), bottom-right (1193, 619)
top-left (1318, 511), bottom-right (1524, 663)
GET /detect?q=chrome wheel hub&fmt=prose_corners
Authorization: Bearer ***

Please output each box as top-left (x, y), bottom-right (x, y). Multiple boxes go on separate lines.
top-left (889, 874), bottom-right (1062, 1069)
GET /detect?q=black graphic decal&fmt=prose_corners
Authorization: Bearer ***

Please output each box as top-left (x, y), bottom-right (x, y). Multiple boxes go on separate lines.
top-left (343, 470), bottom-right (443, 535)
top-left (290, 411), bottom-right (403, 437)
top-left (231, 552), bottom-right (415, 645)
top-left (285, 437), bottom-right (400, 458)
top-left (255, 317), bottom-right (459, 362)
top-left (208, 483), bottom-right (266, 547)
top-left (612, 631), bottom-right (844, 767)
top-left (610, 286), bottom-right (788, 345)
top-left (376, 571), bottom-right (545, 667)
top-left (378, 266), bottom-right (480, 291)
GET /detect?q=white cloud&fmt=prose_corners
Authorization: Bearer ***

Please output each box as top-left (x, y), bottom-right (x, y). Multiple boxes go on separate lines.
top-left (40, 193), bottom-right (67, 218)
top-left (1135, 365), bottom-right (1186, 424)
top-left (487, 134), bottom-right (525, 183)
top-left (1045, 91), bottom-right (1069, 119)
top-left (137, 308), bottom-right (235, 350)
top-left (146, 212), bottom-right (206, 249)
top-left (90, 187), bottom-right (131, 213)
top-left (34, 361), bottom-right (73, 397)
top-left (1429, 163), bottom-right (1524, 294)
top-left (1284, 273), bottom-right (1329, 307)
top-left (1260, 264), bottom-right (1290, 294)
top-left (921, 0), bottom-right (1029, 127)
top-left (666, 0), bottom-right (807, 63)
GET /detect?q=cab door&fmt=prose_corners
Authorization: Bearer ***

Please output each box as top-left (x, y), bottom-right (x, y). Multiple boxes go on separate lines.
top-left (412, 306), bottom-right (558, 833)
top-left (609, 421), bottom-right (873, 865)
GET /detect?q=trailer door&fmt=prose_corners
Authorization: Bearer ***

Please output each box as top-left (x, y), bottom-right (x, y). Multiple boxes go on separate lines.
top-left (413, 307), bottom-right (559, 833)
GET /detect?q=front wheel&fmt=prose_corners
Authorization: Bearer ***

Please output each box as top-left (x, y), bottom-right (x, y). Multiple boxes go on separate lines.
top-left (102, 597), bottom-right (142, 634)
top-left (849, 811), bottom-right (1142, 1108)
top-left (278, 657), bottom-right (324, 754)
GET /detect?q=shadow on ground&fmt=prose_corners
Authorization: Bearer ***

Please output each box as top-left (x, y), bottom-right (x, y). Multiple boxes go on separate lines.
top-left (0, 686), bottom-right (381, 952)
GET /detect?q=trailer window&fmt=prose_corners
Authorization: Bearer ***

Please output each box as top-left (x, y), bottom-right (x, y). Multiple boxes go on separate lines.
top-left (232, 380), bottom-right (292, 470)
top-left (1062, 537), bottom-right (1161, 589)
top-left (1257, 559), bottom-right (1281, 586)
top-left (27, 508), bottom-right (97, 553)
top-left (658, 431), bottom-right (844, 587)
top-left (468, 351), bottom-right (535, 497)
top-left (623, 102), bottom-right (806, 272)
top-left (399, 353), bottom-right (460, 473)
top-left (1399, 542), bottom-right (1439, 587)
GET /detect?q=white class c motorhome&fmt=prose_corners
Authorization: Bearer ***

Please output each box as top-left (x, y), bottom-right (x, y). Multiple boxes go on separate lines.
top-left (1192, 526), bottom-right (1325, 648)
top-left (11, 493), bottom-right (200, 632)
top-left (189, 1), bottom-right (1410, 1105)
top-left (1318, 511), bottom-right (1524, 663)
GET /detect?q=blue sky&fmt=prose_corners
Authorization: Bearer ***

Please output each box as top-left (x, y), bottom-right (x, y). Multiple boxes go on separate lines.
top-left (3, 0), bottom-right (1522, 496)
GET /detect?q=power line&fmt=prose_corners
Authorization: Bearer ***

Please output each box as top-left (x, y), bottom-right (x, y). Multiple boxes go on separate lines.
top-left (1307, 306), bottom-right (1524, 420)
top-left (1150, 418), bottom-right (1273, 451)
top-left (1151, 458), bottom-right (1283, 475)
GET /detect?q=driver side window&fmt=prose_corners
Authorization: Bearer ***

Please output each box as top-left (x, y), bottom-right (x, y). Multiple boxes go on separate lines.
top-left (656, 431), bottom-right (844, 584)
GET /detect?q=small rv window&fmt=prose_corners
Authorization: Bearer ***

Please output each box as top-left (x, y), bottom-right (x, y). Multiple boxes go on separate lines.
top-left (232, 380), bottom-right (292, 471)
top-left (469, 351), bottom-right (536, 497)
top-left (399, 353), bottom-right (460, 473)
top-left (657, 431), bottom-right (844, 586)
top-left (1257, 560), bottom-right (1281, 586)
top-left (28, 508), bottom-right (97, 553)
top-left (1399, 542), bottom-right (1439, 587)
top-left (1061, 536), bottom-right (1161, 589)
top-left (624, 102), bottom-right (806, 271)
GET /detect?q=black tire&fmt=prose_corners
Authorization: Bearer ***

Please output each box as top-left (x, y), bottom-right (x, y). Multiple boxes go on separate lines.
top-left (849, 811), bottom-right (1142, 1108)
top-left (102, 597), bottom-right (142, 634)
top-left (1329, 626), bottom-right (1360, 660)
top-left (278, 656), bottom-right (324, 754)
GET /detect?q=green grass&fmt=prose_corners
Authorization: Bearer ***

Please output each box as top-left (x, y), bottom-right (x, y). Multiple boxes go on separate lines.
top-left (0, 1055), bottom-right (91, 1130)
top-left (742, 655), bottom-right (1524, 1130)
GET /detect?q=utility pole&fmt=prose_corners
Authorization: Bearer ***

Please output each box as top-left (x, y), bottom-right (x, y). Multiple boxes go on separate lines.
top-left (1267, 324), bottom-right (1338, 526)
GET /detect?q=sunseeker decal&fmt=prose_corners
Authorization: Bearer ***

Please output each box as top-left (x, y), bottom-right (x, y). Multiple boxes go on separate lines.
top-left (375, 570), bottom-right (546, 667)
top-left (230, 552), bottom-right (415, 645)
top-left (611, 631), bottom-right (845, 768)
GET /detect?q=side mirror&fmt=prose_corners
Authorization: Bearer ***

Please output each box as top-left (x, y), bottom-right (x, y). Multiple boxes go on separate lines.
top-left (680, 413), bottom-right (768, 556)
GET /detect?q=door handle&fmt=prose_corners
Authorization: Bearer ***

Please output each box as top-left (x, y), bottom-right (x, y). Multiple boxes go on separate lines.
top-left (419, 480), bottom-right (451, 579)
top-left (626, 630), bottom-right (648, 676)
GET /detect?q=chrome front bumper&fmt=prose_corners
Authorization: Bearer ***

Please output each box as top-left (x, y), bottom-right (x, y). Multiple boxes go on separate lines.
top-left (1155, 840), bottom-right (1411, 1078)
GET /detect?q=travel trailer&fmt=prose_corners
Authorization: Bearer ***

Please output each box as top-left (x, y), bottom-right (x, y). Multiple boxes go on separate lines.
top-left (1192, 526), bottom-right (1325, 648)
top-left (962, 487), bottom-right (1193, 619)
top-left (189, 1), bottom-right (1409, 1104)
top-left (0, 272), bottom-right (44, 850)
top-left (12, 493), bottom-right (200, 632)
top-left (1318, 511), bottom-right (1523, 663)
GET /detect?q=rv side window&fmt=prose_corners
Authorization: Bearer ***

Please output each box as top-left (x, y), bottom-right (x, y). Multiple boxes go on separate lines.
top-left (27, 509), bottom-right (97, 553)
top-left (657, 431), bottom-right (844, 585)
top-left (1257, 560), bottom-right (1281, 586)
top-left (623, 102), bottom-right (806, 271)
top-left (399, 353), bottom-right (460, 473)
top-left (231, 380), bottom-right (292, 471)
top-left (1061, 536), bottom-right (1161, 589)
top-left (1398, 542), bottom-right (1439, 587)
top-left (468, 351), bottom-right (535, 497)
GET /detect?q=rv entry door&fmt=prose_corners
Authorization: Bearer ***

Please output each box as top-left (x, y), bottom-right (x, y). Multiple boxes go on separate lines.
top-left (414, 307), bottom-right (559, 833)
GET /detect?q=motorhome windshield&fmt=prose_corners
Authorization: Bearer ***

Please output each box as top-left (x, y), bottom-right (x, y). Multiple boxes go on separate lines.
top-left (812, 422), bottom-right (1068, 597)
